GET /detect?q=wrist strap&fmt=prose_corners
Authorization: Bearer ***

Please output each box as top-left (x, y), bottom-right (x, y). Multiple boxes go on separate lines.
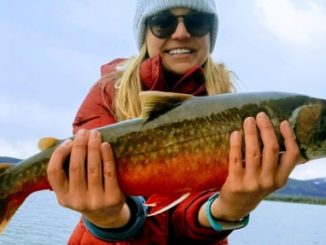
top-left (206, 192), bottom-right (249, 231)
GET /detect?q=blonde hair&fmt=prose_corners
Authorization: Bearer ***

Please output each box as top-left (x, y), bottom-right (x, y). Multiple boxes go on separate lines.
top-left (103, 44), bottom-right (235, 121)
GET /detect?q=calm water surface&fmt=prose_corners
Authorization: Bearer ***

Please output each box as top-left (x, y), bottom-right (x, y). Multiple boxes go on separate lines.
top-left (1, 191), bottom-right (80, 245)
top-left (229, 200), bottom-right (326, 245)
top-left (1, 191), bottom-right (325, 245)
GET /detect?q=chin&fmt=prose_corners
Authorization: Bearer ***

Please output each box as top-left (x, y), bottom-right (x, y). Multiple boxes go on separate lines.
top-left (167, 64), bottom-right (197, 75)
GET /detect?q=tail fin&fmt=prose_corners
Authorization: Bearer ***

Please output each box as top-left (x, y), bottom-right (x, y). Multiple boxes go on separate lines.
top-left (0, 159), bottom-right (26, 234)
top-left (0, 190), bottom-right (28, 234)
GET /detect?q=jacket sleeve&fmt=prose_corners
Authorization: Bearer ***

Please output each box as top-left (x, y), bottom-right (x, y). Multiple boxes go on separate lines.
top-left (172, 190), bottom-right (231, 243)
top-left (72, 58), bottom-right (127, 133)
top-left (68, 197), bottom-right (147, 244)
top-left (72, 82), bottom-right (116, 134)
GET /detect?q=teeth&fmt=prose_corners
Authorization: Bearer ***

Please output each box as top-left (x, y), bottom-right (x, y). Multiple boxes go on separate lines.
top-left (168, 49), bottom-right (192, 55)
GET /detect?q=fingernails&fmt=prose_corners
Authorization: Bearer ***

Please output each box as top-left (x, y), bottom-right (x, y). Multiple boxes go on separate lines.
top-left (90, 130), bottom-right (99, 139)
top-left (257, 112), bottom-right (268, 119)
top-left (76, 129), bottom-right (87, 139)
top-left (230, 130), bottom-right (241, 141)
top-left (244, 117), bottom-right (255, 126)
top-left (101, 142), bottom-right (111, 151)
top-left (62, 139), bottom-right (72, 146)
top-left (281, 120), bottom-right (296, 139)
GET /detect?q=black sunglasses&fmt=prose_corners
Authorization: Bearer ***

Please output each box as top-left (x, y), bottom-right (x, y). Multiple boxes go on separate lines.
top-left (147, 11), bottom-right (214, 39)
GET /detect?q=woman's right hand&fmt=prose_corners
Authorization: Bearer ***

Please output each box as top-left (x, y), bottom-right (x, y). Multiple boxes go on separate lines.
top-left (47, 129), bottom-right (130, 228)
top-left (210, 112), bottom-right (299, 221)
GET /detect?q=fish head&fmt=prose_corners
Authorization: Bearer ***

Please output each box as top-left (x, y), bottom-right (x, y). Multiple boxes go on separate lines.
top-left (291, 100), bottom-right (326, 161)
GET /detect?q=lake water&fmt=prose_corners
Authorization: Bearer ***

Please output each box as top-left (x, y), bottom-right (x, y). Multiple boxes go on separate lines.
top-left (1, 191), bottom-right (325, 245)
top-left (229, 201), bottom-right (326, 245)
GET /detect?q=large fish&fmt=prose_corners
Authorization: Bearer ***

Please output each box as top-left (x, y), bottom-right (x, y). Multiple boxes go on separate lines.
top-left (0, 91), bottom-right (326, 233)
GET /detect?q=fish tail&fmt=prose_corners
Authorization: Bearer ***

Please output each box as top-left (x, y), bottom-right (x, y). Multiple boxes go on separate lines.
top-left (0, 159), bottom-right (25, 234)
top-left (0, 192), bottom-right (27, 234)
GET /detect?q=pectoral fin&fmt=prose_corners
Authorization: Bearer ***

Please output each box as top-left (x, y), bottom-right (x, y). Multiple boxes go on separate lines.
top-left (145, 192), bottom-right (191, 217)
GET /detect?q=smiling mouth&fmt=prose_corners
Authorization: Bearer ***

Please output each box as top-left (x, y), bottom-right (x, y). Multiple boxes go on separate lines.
top-left (167, 49), bottom-right (194, 55)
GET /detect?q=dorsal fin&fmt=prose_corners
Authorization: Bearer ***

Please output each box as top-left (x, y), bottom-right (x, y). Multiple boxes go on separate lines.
top-left (139, 91), bottom-right (192, 121)
top-left (38, 137), bottom-right (60, 151)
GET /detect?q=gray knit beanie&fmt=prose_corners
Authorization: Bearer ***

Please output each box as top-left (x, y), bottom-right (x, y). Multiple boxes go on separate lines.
top-left (133, 0), bottom-right (218, 52)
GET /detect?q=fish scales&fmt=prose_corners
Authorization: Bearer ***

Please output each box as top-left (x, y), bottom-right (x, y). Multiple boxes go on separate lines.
top-left (113, 116), bottom-right (232, 195)
top-left (0, 91), bottom-right (326, 233)
top-left (0, 157), bottom-right (50, 198)
top-left (107, 96), bottom-right (319, 195)
top-left (104, 93), bottom-right (325, 195)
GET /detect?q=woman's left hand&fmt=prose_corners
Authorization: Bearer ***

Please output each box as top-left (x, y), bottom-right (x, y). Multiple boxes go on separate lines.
top-left (209, 112), bottom-right (300, 222)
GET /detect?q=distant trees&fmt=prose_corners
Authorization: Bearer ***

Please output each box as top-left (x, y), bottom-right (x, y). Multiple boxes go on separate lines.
top-left (266, 195), bottom-right (326, 205)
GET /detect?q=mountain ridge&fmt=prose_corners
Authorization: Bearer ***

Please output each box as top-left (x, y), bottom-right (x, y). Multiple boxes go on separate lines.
top-left (273, 177), bottom-right (326, 199)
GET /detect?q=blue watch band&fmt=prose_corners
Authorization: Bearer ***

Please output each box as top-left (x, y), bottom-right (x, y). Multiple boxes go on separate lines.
top-left (206, 192), bottom-right (249, 231)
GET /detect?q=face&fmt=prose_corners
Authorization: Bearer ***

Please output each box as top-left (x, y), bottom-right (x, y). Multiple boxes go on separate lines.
top-left (145, 8), bottom-right (211, 75)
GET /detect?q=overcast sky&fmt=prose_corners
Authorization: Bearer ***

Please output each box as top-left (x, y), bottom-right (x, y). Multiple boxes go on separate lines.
top-left (0, 0), bottom-right (325, 179)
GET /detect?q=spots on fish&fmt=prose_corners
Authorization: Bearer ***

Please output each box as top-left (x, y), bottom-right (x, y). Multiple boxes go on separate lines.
top-left (118, 148), bottom-right (229, 196)
top-left (0, 158), bottom-right (50, 200)
top-left (114, 113), bottom-right (237, 160)
top-left (113, 95), bottom-right (326, 195)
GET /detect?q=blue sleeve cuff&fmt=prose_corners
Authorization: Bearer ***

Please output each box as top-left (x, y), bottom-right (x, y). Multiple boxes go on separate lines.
top-left (83, 196), bottom-right (147, 241)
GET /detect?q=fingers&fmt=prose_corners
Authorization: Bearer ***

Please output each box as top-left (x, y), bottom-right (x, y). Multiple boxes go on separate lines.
top-left (47, 139), bottom-right (72, 194)
top-left (242, 113), bottom-right (298, 187)
top-left (101, 142), bottom-right (120, 194)
top-left (227, 112), bottom-right (297, 188)
top-left (47, 128), bottom-right (125, 219)
top-left (69, 129), bottom-right (88, 192)
top-left (243, 117), bottom-right (261, 179)
top-left (101, 142), bottom-right (125, 207)
top-left (276, 120), bottom-right (300, 185)
top-left (256, 112), bottom-right (279, 185)
top-left (228, 130), bottom-right (244, 179)
top-left (87, 130), bottom-right (104, 192)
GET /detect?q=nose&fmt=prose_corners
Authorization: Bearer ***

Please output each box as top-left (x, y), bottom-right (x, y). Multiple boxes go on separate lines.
top-left (171, 18), bottom-right (191, 40)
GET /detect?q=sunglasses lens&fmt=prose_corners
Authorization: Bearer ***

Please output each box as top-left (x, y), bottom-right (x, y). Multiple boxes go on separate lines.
top-left (147, 12), bottom-right (213, 38)
top-left (185, 13), bottom-right (212, 37)
top-left (148, 14), bottom-right (177, 38)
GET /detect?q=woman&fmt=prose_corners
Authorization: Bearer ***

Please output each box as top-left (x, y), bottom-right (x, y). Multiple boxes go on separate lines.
top-left (47, 0), bottom-right (299, 244)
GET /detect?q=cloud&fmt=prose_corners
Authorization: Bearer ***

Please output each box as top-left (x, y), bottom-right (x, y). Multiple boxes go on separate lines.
top-left (0, 97), bottom-right (74, 139)
top-left (255, 0), bottom-right (326, 47)
top-left (61, 0), bottom-right (137, 57)
top-left (64, 0), bottom-right (135, 37)
top-left (0, 137), bottom-right (39, 158)
top-left (290, 158), bottom-right (326, 180)
top-left (0, 97), bottom-right (75, 158)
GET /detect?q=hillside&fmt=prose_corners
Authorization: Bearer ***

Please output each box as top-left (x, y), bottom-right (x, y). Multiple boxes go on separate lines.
top-left (267, 178), bottom-right (326, 204)
top-left (274, 178), bottom-right (326, 198)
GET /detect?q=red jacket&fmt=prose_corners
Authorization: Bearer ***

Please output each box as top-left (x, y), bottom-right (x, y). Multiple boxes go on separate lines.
top-left (68, 56), bottom-right (230, 244)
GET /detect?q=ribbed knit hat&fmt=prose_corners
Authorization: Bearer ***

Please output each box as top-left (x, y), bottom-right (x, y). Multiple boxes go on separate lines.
top-left (133, 0), bottom-right (218, 52)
